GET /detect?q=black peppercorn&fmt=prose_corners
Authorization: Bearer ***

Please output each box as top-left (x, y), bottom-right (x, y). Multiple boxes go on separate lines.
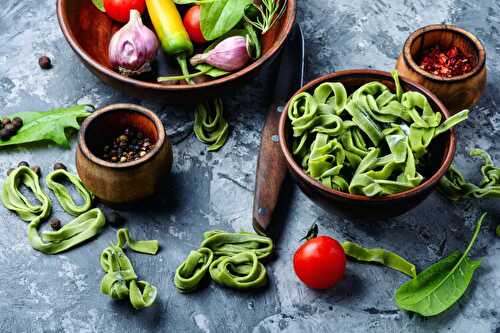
top-left (50, 218), bottom-right (62, 231)
top-left (38, 56), bottom-right (52, 70)
top-left (11, 117), bottom-right (23, 129)
top-left (18, 161), bottom-right (29, 168)
top-left (0, 129), bottom-right (11, 141)
top-left (53, 162), bottom-right (67, 171)
top-left (31, 165), bottom-right (41, 177)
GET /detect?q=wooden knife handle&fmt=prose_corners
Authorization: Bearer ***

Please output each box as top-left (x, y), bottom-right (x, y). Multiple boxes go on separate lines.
top-left (253, 104), bottom-right (288, 235)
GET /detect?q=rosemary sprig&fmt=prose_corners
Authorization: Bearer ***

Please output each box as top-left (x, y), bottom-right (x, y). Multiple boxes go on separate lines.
top-left (244, 0), bottom-right (288, 35)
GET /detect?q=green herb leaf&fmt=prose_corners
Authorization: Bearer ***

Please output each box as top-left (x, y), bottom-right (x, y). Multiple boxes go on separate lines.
top-left (91, 0), bottom-right (105, 12)
top-left (0, 105), bottom-right (93, 149)
top-left (194, 64), bottom-right (229, 78)
top-left (200, 0), bottom-right (252, 41)
top-left (395, 213), bottom-right (486, 317)
top-left (342, 241), bottom-right (417, 278)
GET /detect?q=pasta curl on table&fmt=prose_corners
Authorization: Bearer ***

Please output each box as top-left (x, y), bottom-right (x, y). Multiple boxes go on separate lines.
top-left (46, 169), bottom-right (94, 216)
top-left (100, 228), bottom-right (159, 310)
top-left (1, 166), bottom-right (105, 254)
top-left (287, 71), bottom-right (469, 196)
top-left (174, 230), bottom-right (274, 292)
top-left (194, 98), bottom-right (229, 152)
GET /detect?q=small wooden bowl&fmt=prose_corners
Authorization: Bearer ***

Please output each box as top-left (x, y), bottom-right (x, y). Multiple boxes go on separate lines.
top-left (76, 103), bottom-right (173, 205)
top-left (279, 70), bottom-right (457, 220)
top-left (56, 0), bottom-right (296, 104)
top-left (396, 24), bottom-right (486, 114)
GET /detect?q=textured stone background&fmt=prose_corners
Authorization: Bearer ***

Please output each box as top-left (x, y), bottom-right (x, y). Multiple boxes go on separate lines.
top-left (1, 0), bottom-right (499, 332)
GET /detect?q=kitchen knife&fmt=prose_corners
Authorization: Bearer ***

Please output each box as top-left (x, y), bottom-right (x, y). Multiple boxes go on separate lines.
top-left (252, 23), bottom-right (305, 235)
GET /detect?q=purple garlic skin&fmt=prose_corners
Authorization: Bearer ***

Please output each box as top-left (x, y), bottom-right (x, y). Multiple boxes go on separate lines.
top-left (108, 9), bottom-right (158, 76)
top-left (190, 36), bottom-right (250, 72)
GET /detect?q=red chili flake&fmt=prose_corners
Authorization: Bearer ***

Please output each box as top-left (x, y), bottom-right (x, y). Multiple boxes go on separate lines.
top-left (418, 45), bottom-right (474, 78)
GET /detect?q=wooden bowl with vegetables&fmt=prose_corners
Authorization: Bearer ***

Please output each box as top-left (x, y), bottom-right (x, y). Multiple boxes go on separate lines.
top-left (76, 103), bottom-right (173, 205)
top-left (396, 24), bottom-right (487, 114)
top-left (57, 0), bottom-right (295, 104)
top-left (279, 69), bottom-right (469, 220)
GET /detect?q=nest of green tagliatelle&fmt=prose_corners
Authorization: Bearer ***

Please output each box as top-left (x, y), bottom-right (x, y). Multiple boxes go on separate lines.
top-left (287, 71), bottom-right (469, 197)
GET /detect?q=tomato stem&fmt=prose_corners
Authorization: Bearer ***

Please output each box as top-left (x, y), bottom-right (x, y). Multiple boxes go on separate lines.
top-left (300, 223), bottom-right (318, 242)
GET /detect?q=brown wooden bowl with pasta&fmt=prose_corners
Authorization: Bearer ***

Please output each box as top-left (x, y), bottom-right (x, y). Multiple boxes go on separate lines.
top-left (279, 70), bottom-right (458, 220)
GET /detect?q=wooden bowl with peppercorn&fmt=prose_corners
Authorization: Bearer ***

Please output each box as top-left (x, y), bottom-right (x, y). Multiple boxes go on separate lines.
top-left (396, 24), bottom-right (486, 114)
top-left (76, 103), bottom-right (173, 205)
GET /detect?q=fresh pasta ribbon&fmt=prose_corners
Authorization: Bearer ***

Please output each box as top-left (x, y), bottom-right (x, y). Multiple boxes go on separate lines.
top-left (342, 241), bottom-right (417, 278)
top-left (174, 247), bottom-right (214, 293)
top-left (209, 251), bottom-right (268, 289)
top-left (200, 230), bottom-right (274, 259)
top-left (46, 169), bottom-right (94, 216)
top-left (174, 230), bottom-right (274, 292)
top-left (287, 70), bottom-right (469, 196)
top-left (438, 148), bottom-right (500, 200)
top-left (1, 166), bottom-right (105, 254)
top-left (100, 228), bottom-right (158, 309)
top-left (194, 98), bottom-right (229, 151)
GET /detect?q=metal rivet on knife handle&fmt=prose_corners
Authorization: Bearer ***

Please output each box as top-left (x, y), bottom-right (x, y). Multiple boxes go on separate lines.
top-left (271, 135), bottom-right (279, 142)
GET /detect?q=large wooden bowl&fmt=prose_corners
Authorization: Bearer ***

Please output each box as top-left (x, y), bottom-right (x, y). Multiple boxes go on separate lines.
top-left (279, 70), bottom-right (457, 220)
top-left (396, 24), bottom-right (486, 114)
top-left (57, 0), bottom-right (296, 104)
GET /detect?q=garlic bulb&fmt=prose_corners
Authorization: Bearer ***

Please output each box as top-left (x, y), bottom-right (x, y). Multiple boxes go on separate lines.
top-left (190, 36), bottom-right (250, 72)
top-left (108, 10), bottom-right (158, 76)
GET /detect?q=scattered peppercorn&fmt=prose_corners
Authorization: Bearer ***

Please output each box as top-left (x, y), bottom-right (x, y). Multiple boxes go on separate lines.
top-left (105, 210), bottom-right (125, 226)
top-left (99, 128), bottom-right (155, 163)
top-left (18, 161), bottom-right (30, 168)
top-left (38, 56), bottom-right (52, 70)
top-left (50, 218), bottom-right (62, 231)
top-left (53, 162), bottom-right (67, 171)
top-left (0, 117), bottom-right (24, 141)
top-left (31, 165), bottom-right (41, 177)
top-left (418, 45), bottom-right (474, 78)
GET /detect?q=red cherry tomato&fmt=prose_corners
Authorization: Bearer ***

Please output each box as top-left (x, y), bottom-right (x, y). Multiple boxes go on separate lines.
top-left (103, 0), bottom-right (146, 22)
top-left (183, 5), bottom-right (206, 44)
top-left (293, 235), bottom-right (346, 289)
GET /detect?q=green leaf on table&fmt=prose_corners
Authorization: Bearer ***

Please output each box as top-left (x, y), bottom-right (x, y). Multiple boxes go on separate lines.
top-left (0, 105), bottom-right (93, 149)
top-left (195, 64), bottom-right (229, 78)
top-left (91, 0), bottom-right (105, 12)
top-left (395, 213), bottom-right (486, 317)
top-left (200, 0), bottom-right (253, 41)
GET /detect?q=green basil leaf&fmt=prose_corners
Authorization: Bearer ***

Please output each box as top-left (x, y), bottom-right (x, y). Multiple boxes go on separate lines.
top-left (200, 0), bottom-right (253, 41)
top-left (395, 213), bottom-right (486, 317)
top-left (91, 0), bottom-right (105, 12)
top-left (195, 64), bottom-right (229, 78)
top-left (342, 241), bottom-right (417, 278)
top-left (0, 105), bottom-right (93, 149)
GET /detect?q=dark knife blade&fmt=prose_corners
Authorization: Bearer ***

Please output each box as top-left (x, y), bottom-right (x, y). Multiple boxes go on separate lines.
top-left (252, 23), bottom-right (305, 235)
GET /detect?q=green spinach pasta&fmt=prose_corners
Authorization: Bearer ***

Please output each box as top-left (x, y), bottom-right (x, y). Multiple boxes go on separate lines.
top-left (287, 71), bottom-right (469, 196)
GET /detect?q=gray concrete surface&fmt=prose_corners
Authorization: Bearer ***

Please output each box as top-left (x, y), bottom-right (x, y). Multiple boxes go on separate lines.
top-left (0, 0), bottom-right (499, 332)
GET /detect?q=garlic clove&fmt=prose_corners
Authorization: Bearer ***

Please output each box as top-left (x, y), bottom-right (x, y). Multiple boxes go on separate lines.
top-left (190, 36), bottom-right (250, 72)
top-left (108, 9), bottom-right (159, 76)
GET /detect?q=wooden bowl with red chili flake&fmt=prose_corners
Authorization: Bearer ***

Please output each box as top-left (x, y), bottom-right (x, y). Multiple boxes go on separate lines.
top-left (396, 24), bottom-right (486, 114)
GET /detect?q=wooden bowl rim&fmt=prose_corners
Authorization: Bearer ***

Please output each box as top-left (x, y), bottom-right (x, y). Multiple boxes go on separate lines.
top-left (278, 69), bottom-right (457, 203)
top-left (402, 24), bottom-right (486, 83)
top-left (56, 0), bottom-right (296, 92)
top-left (78, 103), bottom-right (166, 169)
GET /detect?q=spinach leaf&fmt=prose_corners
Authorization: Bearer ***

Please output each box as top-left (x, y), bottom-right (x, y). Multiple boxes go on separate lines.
top-left (194, 64), bottom-right (229, 78)
top-left (342, 241), bottom-right (417, 278)
top-left (91, 0), bottom-right (105, 12)
top-left (0, 105), bottom-right (93, 149)
top-left (200, 0), bottom-right (252, 41)
top-left (173, 0), bottom-right (214, 4)
top-left (395, 213), bottom-right (486, 317)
